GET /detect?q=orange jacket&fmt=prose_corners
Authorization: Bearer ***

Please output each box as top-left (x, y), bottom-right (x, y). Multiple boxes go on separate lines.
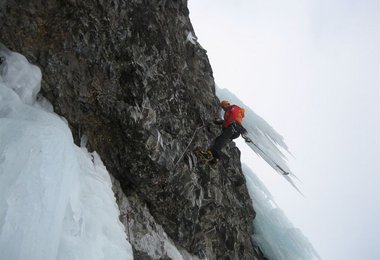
top-left (223, 105), bottom-right (245, 128)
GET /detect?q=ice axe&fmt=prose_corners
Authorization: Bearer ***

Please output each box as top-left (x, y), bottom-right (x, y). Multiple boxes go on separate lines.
top-left (242, 134), bottom-right (289, 175)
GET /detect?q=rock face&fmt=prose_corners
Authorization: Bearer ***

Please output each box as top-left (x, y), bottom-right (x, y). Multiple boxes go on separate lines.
top-left (112, 176), bottom-right (201, 260)
top-left (1, 0), bottom-right (266, 259)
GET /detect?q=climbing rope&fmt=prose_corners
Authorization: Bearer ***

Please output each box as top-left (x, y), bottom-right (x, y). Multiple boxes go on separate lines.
top-left (174, 125), bottom-right (204, 168)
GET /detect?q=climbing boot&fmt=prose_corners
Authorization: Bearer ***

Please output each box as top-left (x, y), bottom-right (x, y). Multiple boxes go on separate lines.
top-left (198, 149), bottom-right (213, 161)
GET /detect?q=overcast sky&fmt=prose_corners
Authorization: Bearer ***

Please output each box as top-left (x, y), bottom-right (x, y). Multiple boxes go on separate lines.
top-left (188, 1), bottom-right (379, 259)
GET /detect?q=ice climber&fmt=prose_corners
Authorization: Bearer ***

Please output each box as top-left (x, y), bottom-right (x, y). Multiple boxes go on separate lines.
top-left (198, 100), bottom-right (251, 164)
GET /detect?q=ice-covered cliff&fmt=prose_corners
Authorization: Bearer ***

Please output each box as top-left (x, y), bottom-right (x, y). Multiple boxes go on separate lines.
top-left (0, 1), bottom-right (320, 259)
top-left (0, 1), bottom-right (264, 259)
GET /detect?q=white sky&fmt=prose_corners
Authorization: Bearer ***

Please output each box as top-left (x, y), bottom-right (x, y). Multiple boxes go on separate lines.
top-left (188, 1), bottom-right (379, 260)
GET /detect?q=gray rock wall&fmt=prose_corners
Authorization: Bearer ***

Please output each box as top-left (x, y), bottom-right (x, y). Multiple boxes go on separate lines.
top-left (1, 0), bottom-right (266, 259)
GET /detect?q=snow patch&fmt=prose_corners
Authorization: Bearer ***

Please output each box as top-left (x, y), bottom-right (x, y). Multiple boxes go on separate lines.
top-left (186, 31), bottom-right (197, 45)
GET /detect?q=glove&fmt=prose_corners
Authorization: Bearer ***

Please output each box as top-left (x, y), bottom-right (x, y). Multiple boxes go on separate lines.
top-left (243, 135), bottom-right (252, 143)
top-left (241, 127), bottom-right (248, 136)
top-left (241, 130), bottom-right (252, 142)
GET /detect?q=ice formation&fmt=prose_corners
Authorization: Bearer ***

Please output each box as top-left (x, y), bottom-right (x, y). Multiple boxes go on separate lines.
top-left (216, 87), bottom-right (303, 194)
top-left (0, 45), bottom-right (319, 260)
top-left (244, 165), bottom-right (320, 260)
top-left (0, 47), bottom-right (132, 260)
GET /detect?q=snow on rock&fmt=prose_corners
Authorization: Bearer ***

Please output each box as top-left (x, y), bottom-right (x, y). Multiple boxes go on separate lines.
top-left (0, 47), bottom-right (132, 260)
top-left (112, 177), bottom-right (201, 260)
top-left (186, 31), bottom-right (197, 45)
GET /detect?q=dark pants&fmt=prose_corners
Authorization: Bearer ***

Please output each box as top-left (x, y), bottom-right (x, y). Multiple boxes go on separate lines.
top-left (210, 122), bottom-right (243, 159)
